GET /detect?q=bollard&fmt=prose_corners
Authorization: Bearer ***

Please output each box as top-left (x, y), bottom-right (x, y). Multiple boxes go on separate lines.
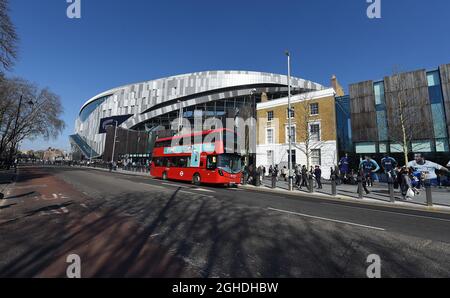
top-left (425, 182), bottom-right (433, 207)
top-left (358, 181), bottom-right (363, 199)
top-left (331, 179), bottom-right (337, 196)
top-left (308, 177), bottom-right (314, 193)
top-left (388, 177), bottom-right (395, 203)
top-left (255, 174), bottom-right (261, 187)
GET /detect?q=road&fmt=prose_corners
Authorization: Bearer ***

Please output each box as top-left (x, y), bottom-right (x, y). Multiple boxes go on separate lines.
top-left (0, 166), bottom-right (449, 278)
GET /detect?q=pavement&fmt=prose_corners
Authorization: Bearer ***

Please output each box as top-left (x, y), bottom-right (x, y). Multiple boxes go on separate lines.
top-left (1, 166), bottom-right (450, 278)
top-left (255, 177), bottom-right (450, 210)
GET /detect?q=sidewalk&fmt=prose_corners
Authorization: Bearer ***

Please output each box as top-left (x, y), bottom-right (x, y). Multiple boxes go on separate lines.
top-left (237, 177), bottom-right (450, 214)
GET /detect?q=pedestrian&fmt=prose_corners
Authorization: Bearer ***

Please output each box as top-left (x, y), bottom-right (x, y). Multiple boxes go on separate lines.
top-left (407, 153), bottom-right (449, 187)
top-left (381, 154), bottom-right (398, 182)
top-left (281, 166), bottom-right (287, 181)
top-left (339, 153), bottom-right (350, 183)
top-left (399, 167), bottom-right (419, 201)
top-left (314, 166), bottom-right (322, 189)
top-left (359, 156), bottom-right (380, 187)
top-left (295, 164), bottom-right (302, 189)
top-left (301, 165), bottom-right (308, 187)
top-left (273, 165), bottom-right (279, 182)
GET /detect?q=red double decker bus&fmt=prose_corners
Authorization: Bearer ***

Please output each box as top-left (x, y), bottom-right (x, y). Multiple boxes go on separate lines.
top-left (150, 128), bottom-right (242, 186)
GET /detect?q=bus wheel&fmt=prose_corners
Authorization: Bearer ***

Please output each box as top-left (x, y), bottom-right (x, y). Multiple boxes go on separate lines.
top-left (192, 174), bottom-right (201, 186)
top-left (162, 172), bottom-right (168, 180)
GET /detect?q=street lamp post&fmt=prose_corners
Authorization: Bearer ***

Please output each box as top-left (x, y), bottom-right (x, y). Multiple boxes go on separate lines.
top-left (111, 121), bottom-right (118, 163)
top-left (286, 51), bottom-right (293, 191)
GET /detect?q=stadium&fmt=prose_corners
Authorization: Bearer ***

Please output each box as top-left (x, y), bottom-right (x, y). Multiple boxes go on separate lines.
top-left (70, 70), bottom-right (325, 162)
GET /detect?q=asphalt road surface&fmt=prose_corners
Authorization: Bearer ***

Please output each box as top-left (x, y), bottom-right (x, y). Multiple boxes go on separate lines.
top-left (1, 166), bottom-right (449, 278)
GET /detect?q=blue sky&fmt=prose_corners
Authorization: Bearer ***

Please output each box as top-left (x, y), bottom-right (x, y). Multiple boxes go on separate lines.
top-left (8, 0), bottom-right (450, 151)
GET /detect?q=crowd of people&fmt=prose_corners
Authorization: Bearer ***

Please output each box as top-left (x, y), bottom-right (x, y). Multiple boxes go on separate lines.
top-left (337, 153), bottom-right (450, 201)
top-left (243, 164), bottom-right (324, 190)
top-left (244, 152), bottom-right (450, 201)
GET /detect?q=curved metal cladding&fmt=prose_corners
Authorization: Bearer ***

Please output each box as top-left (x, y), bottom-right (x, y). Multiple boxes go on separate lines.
top-left (74, 70), bottom-right (325, 156)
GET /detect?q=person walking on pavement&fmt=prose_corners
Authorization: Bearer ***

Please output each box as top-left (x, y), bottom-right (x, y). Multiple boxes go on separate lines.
top-left (381, 154), bottom-right (398, 181)
top-left (407, 153), bottom-right (449, 186)
top-left (295, 164), bottom-right (302, 189)
top-left (301, 165), bottom-right (308, 188)
top-left (339, 153), bottom-right (350, 183)
top-left (314, 165), bottom-right (323, 189)
top-left (273, 165), bottom-right (279, 182)
top-left (359, 156), bottom-right (380, 187)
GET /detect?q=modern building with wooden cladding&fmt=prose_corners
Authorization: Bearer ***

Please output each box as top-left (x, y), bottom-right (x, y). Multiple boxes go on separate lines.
top-left (336, 63), bottom-right (450, 166)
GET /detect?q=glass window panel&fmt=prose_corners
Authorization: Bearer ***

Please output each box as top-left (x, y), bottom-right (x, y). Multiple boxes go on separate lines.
top-left (436, 139), bottom-right (449, 152)
top-left (356, 143), bottom-right (376, 154)
top-left (376, 110), bottom-right (388, 141)
top-left (310, 103), bottom-right (319, 115)
top-left (411, 141), bottom-right (432, 152)
top-left (379, 143), bottom-right (388, 153)
top-left (374, 82), bottom-right (385, 106)
top-left (431, 103), bottom-right (448, 138)
top-left (427, 71), bottom-right (440, 87)
top-left (390, 143), bottom-right (403, 153)
top-left (311, 149), bottom-right (321, 166)
top-left (267, 129), bottom-right (274, 144)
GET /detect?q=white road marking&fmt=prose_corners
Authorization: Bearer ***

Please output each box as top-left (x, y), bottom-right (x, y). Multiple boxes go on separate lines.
top-left (193, 188), bottom-right (215, 193)
top-left (268, 207), bottom-right (386, 231)
top-left (180, 190), bottom-right (215, 199)
top-left (319, 202), bottom-right (450, 223)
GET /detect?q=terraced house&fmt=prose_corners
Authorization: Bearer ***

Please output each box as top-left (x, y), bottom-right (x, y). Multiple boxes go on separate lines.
top-left (256, 76), bottom-right (345, 179)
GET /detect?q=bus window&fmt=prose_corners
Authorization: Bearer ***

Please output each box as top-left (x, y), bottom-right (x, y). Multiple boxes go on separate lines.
top-left (207, 156), bottom-right (218, 170)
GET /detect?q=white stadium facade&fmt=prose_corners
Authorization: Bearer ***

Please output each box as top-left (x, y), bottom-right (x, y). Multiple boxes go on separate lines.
top-left (70, 70), bottom-right (325, 164)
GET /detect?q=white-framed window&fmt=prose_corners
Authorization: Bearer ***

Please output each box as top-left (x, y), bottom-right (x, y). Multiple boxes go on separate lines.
top-left (309, 122), bottom-right (321, 141)
top-left (311, 149), bottom-right (321, 166)
top-left (310, 103), bottom-right (319, 115)
top-left (267, 111), bottom-right (274, 121)
top-left (285, 125), bottom-right (296, 143)
top-left (267, 150), bottom-right (274, 166)
top-left (267, 128), bottom-right (274, 144)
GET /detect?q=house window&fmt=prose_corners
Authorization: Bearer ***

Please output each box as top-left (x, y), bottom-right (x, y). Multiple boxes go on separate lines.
top-left (286, 126), bottom-right (296, 143)
top-left (267, 128), bottom-right (274, 144)
top-left (309, 123), bottom-right (321, 141)
top-left (287, 107), bottom-right (295, 118)
top-left (267, 150), bottom-right (274, 166)
top-left (310, 103), bottom-right (319, 115)
top-left (287, 150), bottom-right (296, 165)
top-left (267, 111), bottom-right (274, 121)
top-left (311, 149), bottom-right (321, 166)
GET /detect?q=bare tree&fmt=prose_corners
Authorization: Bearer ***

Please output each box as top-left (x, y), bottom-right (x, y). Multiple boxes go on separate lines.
top-left (0, 0), bottom-right (18, 72)
top-left (0, 77), bottom-right (65, 163)
top-left (292, 96), bottom-right (326, 169)
top-left (384, 67), bottom-right (432, 165)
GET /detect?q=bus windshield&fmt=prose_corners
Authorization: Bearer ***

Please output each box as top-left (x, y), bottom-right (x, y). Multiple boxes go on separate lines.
top-left (217, 154), bottom-right (242, 174)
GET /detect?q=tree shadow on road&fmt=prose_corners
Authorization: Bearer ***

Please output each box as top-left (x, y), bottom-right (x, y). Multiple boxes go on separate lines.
top-left (1, 185), bottom-right (449, 278)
